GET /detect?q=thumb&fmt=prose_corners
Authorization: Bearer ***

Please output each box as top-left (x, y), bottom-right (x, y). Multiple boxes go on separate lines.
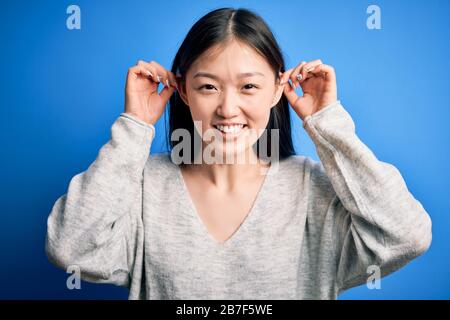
top-left (282, 80), bottom-right (301, 108)
top-left (159, 85), bottom-right (176, 103)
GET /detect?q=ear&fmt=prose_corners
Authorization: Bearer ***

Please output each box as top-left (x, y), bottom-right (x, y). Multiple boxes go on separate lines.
top-left (176, 77), bottom-right (190, 107)
top-left (270, 77), bottom-right (285, 108)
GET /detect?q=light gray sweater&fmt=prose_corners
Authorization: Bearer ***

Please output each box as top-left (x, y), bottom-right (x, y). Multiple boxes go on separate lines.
top-left (45, 100), bottom-right (432, 299)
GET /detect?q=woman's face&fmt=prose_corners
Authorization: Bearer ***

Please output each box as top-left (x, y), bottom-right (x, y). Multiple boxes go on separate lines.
top-left (178, 39), bottom-right (285, 162)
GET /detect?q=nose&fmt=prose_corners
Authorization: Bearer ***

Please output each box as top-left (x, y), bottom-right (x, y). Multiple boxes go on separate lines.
top-left (215, 89), bottom-right (241, 119)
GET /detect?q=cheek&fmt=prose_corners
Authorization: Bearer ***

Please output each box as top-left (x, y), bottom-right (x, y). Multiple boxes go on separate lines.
top-left (244, 87), bottom-right (275, 106)
top-left (185, 102), bottom-right (215, 135)
top-left (243, 96), bottom-right (273, 127)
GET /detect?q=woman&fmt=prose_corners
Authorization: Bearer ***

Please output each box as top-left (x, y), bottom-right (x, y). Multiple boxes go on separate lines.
top-left (45, 7), bottom-right (432, 299)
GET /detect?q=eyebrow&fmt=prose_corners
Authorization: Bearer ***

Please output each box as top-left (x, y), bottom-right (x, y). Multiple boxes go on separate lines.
top-left (193, 71), bottom-right (265, 80)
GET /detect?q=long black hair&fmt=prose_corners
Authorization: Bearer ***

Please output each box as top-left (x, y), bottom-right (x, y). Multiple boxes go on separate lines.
top-left (167, 7), bottom-right (296, 165)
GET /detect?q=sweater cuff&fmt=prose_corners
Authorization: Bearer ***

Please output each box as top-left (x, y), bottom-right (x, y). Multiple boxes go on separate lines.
top-left (120, 112), bottom-right (156, 133)
top-left (302, 100), bottom-right (342, 128)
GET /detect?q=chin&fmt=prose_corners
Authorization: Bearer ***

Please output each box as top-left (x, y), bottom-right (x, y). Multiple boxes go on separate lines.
top-left (209, 142), bottom-right (257, 164)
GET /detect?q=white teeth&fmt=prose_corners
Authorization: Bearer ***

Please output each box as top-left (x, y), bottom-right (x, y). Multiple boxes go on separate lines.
top-left (216, 124), bottom-right (245, 133)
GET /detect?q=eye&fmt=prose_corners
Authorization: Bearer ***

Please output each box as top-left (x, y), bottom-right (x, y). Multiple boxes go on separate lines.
top-left (198, 84), bottom-right (217, 91)
top-left (243, 84), bottom-right (258, 90)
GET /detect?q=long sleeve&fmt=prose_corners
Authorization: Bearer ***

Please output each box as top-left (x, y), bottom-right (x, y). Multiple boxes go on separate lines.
top-left (45, 112), bottom-right (155, 288)
top-left (302, 100), bottom-right (432, 294)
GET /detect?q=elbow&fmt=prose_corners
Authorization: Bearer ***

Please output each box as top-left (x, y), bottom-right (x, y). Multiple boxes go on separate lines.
top-left (45, 196), bottom-right (82, 271)
top-left (400, 210), bottom-right (433, 259)
top-left (380, 210), bottom-right (432, 264)
top-left (45, 234), bottom-right (70, 271)
top-left (399, 198), bottom-right (433, 258)
top-left (45, 222), bottom-right (79, 272)
top-left (411, 212), bottom-right (433, 256)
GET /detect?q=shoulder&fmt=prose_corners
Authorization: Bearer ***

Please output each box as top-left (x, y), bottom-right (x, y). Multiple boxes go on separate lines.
top-left (146, 151), bottom-right (173, 164)
top-left (276, 154), bottom-right (324, 179)
top-left (144, 152), bottom-right (179, 176)
top-left (274, 154), bottom-right (307, 174)
top-left (279, 155), bottom-right (335, 199)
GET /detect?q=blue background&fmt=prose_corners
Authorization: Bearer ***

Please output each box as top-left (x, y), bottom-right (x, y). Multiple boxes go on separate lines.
top-left (1, 0), bottom-right (448, 299)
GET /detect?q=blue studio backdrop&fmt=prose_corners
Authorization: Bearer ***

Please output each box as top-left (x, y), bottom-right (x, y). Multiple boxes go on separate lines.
top-left (0, 0), bottom-right (449, 299)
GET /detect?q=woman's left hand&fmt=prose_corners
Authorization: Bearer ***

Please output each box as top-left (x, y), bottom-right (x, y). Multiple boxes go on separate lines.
top-left (279, 60), bottom-right (337, 121)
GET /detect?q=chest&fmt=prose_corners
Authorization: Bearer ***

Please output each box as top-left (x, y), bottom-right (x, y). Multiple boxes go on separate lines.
top-left (182, 173), bottom-right (266, 244)
top-left (142, 163), bottom-right (310, 298)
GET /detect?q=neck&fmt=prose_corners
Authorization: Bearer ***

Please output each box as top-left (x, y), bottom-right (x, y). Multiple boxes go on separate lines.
top-left (184, 150), bottom-right (271, 191)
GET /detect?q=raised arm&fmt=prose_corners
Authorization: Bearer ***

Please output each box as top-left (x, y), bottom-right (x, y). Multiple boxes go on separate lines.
top-left (45, 59), bottom-right (177, 289)
top-left (303, 100), bottom-right (432, 293)
top-left (45, 113), bottom-right (155, 287)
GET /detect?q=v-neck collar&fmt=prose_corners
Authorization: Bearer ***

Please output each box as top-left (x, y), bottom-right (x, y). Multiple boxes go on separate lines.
top-left (175, 160), bottom-right (276, 248)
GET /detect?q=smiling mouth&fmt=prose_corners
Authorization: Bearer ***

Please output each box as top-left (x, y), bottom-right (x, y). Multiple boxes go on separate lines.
top-left (213, 124), bottom-right (247, 134)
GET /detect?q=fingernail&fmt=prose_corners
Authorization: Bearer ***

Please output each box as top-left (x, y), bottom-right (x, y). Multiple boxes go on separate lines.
top-left (147, 70), bottom-right (153, 77)
top-left (165, 79), bottom-right (170, 87)
top-left (156, 75), bottom-right (161, 83)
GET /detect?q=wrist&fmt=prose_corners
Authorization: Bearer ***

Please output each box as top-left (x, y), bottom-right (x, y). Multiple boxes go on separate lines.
top-left (123, 112), bottom-right (156, 127)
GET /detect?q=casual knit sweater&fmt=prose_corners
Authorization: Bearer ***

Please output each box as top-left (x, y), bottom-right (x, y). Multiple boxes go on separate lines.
top-left (45, 100), bottom-right (432, 299)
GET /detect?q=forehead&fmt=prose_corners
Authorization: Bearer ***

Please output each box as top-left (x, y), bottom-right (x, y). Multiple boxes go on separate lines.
top-left (188, 40), bottom-right (273, 78)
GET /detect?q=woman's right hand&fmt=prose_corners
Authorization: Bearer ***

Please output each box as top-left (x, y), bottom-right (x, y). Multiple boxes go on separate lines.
top-left (125, 60), bottom-right (178, 126)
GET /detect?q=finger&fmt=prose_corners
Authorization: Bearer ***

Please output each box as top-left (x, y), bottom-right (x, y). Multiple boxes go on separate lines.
top-left (131, 64), bottom-right (175, 98)
top-left (308, 63), bottom-right (336, 81)
top-left (136, 60), bottom-right (159, 82)
top-left (148, 61), bottom-right (173, 88)
top-left (129, 65), bottom-right (156, 81)
top-left (162, 72), bottom-right (171, 88)
top-left (137, 60), bottom-right (164, 84)
top-left (279, 68), bottom-right (294, 85)
top-left (299, 60), bottom-right (323, 83)
top-left (290, 61), bottom-right (307, 88)
top-left (167, 71), bottom-right (178, 90)
top-left (279, 68), bottom-right (299, 90)
top-left (159, 82), bottom-right (175, 101)
top-left (282, 74), bottom-right (301, 108)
